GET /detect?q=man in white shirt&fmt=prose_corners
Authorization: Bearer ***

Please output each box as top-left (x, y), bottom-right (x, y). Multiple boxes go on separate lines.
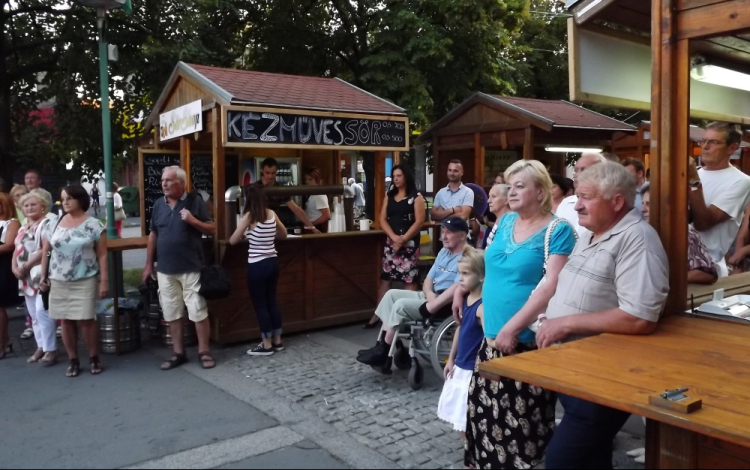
top-left (688, 122), bottom-right (750, 278)
top-left (555, 153), bottom-right (607, 240)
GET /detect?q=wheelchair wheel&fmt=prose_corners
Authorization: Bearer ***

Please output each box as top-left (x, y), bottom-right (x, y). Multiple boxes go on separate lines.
top-left (408, 358), bottom-right (424, 391)
top-left (429, 316), bottom-right (457, 379)
top-left (393, 340), bottom-right (411, 370)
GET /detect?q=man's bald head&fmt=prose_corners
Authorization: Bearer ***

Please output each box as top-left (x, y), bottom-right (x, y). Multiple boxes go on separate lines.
top-left (573, 153), bottom-right (607, 188)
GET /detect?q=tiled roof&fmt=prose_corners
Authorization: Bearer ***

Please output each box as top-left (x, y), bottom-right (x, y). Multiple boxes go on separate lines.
top-left (185, 63), bottom-right (404, 115)
top-left (491, 96), bottom-right (635, 131)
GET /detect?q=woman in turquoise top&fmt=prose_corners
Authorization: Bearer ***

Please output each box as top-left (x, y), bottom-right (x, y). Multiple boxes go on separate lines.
top-left (464, 160), bottom-right (576, 470)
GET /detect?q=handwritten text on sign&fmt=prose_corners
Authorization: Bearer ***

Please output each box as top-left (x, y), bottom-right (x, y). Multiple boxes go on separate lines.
top-left (142, 153), bottom-right (181, 234)
top-left (226, 110), bottom-right (408, 149)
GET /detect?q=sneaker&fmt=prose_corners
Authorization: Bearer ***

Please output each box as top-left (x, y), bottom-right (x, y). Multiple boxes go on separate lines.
top-left (634, 455), bottom-right (646, 465)
top-left (20, 328), bottom-right (34, 340)
top-left (56, 326), bottom-right (62, 338)
top-left (272, 343), bottom-right (285, 352)
top-left (626, 448), bottom-right (646, 458)
top-left (247, 344), bottom-right (274, 356)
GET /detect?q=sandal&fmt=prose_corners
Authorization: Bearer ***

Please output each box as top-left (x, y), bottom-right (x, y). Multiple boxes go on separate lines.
top-left (39, 351), bottom-right (58, 367)
top-left (27, 348), bottom-right (44, 364)
top-left (198, 351), bottom-right (216, 370)
top-left (161, 353), bottom-right (188, 371)
top-left (66, 359), bottom-right (80, 378)
top-left (90, 356), bottom-right (104, 375)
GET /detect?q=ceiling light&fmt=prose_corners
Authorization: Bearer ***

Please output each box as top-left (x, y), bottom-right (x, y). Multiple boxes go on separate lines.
top-left (691, 64), bottom-right (750, 93)
top-left (545, 146), bottom-right (603, 153)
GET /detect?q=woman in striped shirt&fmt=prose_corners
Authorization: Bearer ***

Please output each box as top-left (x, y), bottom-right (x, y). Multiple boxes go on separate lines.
top-left (230, 184), bottom-right (288, 356)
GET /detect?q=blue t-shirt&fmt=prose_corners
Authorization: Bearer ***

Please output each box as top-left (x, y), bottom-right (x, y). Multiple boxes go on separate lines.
top-left (426, 247), bottom-right (463, 292)
top-left (455, 297), bottom-right (484, 370)
top-left (433, 184), bottom-right (474, 211)
top-left (482, 213), bottom-right (576, 343)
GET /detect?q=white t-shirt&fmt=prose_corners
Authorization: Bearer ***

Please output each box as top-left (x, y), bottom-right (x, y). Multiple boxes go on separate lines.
top-left (555, 195), bottom-right (591, 241)
top-left (305, 195), bottom-right (330, 224)
top-left (695, 166), bottom-right (750, 277)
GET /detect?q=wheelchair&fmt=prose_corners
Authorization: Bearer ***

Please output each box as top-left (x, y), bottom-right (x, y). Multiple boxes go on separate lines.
top-left (385, 306), bottom-right (458, 391)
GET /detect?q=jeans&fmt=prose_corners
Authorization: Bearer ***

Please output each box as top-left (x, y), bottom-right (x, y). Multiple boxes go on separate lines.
top-left (246, 258), bottom-right (282, 339)
top-left (545, 394), bottom-right (632, 469)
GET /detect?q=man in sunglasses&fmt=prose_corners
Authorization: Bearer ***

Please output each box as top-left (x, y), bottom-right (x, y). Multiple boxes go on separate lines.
top-left (688, 122), bottom-right (750, 277)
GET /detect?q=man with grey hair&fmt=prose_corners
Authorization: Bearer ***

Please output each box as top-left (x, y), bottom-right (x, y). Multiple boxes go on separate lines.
top-left (688, 122), bottom-right (750, 277)
top-left (143, 166), bottom-right (216, 370)
top-left (348, 178), bottom-right (366, 217)
top-left (538, 161), bottom-right (669, 469)
top-left (555, 152), bottom-right (607, 239)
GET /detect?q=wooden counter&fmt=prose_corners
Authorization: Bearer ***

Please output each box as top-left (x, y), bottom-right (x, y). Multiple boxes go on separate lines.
top-left (208, 230), bottom-right (384, 344)
top-left (479, 315), bottom-right (750, 468)
top-left (689, 272), bottom-right (750, 305)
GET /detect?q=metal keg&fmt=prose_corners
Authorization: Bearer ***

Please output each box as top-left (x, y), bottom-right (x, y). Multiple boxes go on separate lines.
top-left (98, 308), bottom-right (141, 354)
top-left (160, 314), bottom-right (197, 348)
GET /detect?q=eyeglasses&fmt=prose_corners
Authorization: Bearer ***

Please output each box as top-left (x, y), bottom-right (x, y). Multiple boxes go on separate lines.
top-left (698, 139), bottom-right (727, 147)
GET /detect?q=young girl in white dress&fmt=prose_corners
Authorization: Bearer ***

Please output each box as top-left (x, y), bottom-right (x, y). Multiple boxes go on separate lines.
top-left (437, 246), bottom-right (486, 435)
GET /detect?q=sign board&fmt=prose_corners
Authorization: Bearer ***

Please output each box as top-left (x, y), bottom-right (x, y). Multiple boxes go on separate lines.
top-left (190, 154), bottom-right (213, 200)
top-left (223, 106), bottom-right (409, 151)
top-left (484, 150), bottom-right (519, 186)
top-left (569, 20), bottom-right (750, 124)
top-left (160, 100), bottom-right (203, 141)
top-left (140, 151), bottom-right (180, 234)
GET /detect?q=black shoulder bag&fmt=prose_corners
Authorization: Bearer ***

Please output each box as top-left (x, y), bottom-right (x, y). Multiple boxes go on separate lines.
top-left (41, 215), bottom-right (64, 311)
top-left (184, 193), bottom-right (231, 300)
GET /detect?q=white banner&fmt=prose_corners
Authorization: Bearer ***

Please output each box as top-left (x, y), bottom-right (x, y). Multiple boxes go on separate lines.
top-left (160, 100), bottom-right (203, 141)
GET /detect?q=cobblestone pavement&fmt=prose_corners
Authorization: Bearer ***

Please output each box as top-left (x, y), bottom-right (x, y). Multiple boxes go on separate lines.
top-left (217, 328), bottom-right (647, 470)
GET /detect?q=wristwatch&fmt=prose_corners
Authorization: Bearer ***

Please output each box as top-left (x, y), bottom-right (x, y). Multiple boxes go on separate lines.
top-left (689, 181), bottom-right (702, 192)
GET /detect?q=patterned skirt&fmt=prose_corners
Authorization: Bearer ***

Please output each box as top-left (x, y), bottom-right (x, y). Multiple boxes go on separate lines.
top-left (380, 238), bottom-right (420, 284)
top-left (464, 339), bottom-right (556, 469)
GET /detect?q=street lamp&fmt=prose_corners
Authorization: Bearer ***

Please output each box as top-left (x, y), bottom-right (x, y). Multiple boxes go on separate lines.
top-left (72, 0), bottom-right (131, 240)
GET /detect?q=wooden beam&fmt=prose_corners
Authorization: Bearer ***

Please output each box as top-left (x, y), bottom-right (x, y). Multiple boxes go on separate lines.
top-left (181, 136), bottom-right (192, 191)
top-left (677, 0), bottom-right (732, 11)
top-left (474, 133), bottom-right (485, 187)
top-left (677, 0), bottom-right (750, 40)
top-left (523, 127), bottom-right (534, 160)
top-left (572, 0), bottom-right (619, 25)
top-left (652, 0), bottom-right (690, 315)
top-left (212, 108), bottom-right (226, 244)
top-left (393, 151), bottom-right (401, 165)
top-left (374, 151), bottom-right (386, 229)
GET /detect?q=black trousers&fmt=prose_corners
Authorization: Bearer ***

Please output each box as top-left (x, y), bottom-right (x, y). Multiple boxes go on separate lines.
top-left (545, 394), bottom-right (632, 469)
top-left (246, 257), bottom-right (282, 339)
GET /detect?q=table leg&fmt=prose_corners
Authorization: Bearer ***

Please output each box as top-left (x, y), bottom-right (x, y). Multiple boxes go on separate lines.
top-left (647, 420), bottom-right (699, 469)
top-left (112, 253), bottom-right (121, 355)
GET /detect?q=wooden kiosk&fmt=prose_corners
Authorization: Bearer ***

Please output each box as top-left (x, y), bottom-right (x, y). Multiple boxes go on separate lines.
top-left (479, 1), bottom-right (750, 468)
top-left (133, 62), bottom-right (409, 344)
top-left (420, 93), bottom-right (635, 189)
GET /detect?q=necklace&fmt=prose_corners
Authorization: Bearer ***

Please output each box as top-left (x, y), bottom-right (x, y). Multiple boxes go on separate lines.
top-left (514, 217), bottom-right (546, 234)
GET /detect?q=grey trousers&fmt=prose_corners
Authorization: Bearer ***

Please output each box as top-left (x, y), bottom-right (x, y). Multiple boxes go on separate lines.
top-left (374, 289), bottom-right (427, 329)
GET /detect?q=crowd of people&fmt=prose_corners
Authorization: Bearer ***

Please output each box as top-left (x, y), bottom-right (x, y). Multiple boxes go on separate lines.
top-left (1, 121), bottom-right (748, 467)
top-left (357, 121), bottom-right (748, 468)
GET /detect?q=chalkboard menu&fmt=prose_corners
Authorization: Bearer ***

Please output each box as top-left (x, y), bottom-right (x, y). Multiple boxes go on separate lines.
top-left (190, 155), bottom-right (213, 199)
top-left (142, 152), bottom-right (180, 234)
top-left (226, 109), bottom-right (408, 150)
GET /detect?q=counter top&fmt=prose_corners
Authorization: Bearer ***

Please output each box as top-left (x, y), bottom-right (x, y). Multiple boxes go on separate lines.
top-left (106, 236), bottom-right (148, 251)
top-left (219, 230), bottom-right (385, 246)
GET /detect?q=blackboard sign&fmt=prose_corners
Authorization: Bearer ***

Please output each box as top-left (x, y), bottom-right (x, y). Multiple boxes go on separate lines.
top-left (191, 155), bottom-right (213, 200)
top-left (226, 109), bottom-right (408, 149)
top-left (142, 152), bottom-right (180, 234)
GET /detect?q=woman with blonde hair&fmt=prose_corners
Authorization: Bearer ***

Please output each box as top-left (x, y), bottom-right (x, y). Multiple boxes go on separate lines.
top-left (12, 189), bottom-right (58, 365)
top-left (463, 160), bottom-right (577, 469)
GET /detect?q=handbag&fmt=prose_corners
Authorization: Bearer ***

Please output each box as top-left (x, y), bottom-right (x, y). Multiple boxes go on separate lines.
top-left (113, 207), bottom-right (126, 222)
top-left (199, 265), bottom-right (231, 300)
top-left (528, 218), bottom-right (578, 333)
top-left (41, 216), bottom-right (63, 311)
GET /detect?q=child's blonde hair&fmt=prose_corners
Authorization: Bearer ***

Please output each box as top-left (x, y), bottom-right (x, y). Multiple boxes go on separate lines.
top-left (458, 246), bottom-right (485, 280)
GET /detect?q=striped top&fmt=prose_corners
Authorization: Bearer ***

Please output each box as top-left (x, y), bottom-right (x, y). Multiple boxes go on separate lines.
top-left (246, 215), bottom-right (277, 263)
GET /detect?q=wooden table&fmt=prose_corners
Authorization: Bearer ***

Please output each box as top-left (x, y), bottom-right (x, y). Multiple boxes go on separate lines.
top-left (688, 271), bottom-right (750, 305)
top-left (479, 316), bottom-right (750, 468)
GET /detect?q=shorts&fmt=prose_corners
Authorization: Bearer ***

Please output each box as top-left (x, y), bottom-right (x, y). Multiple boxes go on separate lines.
top-left (437, 365), bottom-right (473, 432)
top-left (157, 271), bottom-right (208, 323)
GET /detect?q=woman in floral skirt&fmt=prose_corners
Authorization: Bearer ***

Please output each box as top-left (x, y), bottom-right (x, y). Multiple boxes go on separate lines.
top-left (364, 164), bottom-right (425, 329)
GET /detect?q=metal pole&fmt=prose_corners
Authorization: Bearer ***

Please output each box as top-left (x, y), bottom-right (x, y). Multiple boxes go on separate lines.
top-left (97, 8), bottom-right (117, 240)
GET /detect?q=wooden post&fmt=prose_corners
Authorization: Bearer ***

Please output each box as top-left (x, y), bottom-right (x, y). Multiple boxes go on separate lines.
top-left (651, 0), bottom-right (690, 315)
top-left (181, 136), bottom-right (192, 191)
top-left (374, 151), bottom-right (386, 228)
top-left (393, 151), bottom-right (401, 165)
top-left (523, 127), bottom-right (534, 160)
top-left (474, 133), bottom-right (485, 187)
top-left (212, 108), bottom-right (226, 244)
